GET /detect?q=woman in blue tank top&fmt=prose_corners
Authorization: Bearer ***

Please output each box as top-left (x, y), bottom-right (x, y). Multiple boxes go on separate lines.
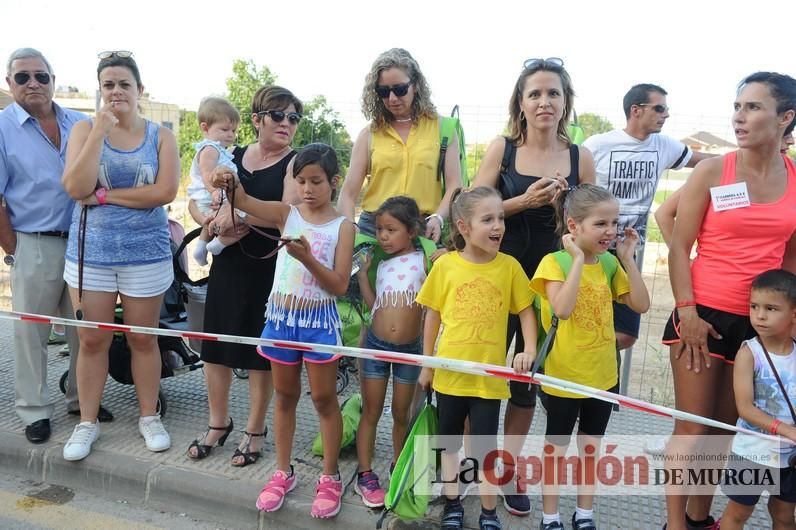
top-left (60, 51), bottom-right (179, 462)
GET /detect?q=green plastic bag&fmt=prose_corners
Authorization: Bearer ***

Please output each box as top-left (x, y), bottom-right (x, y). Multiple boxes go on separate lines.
top-left (377, 392), bottom-right (438, 527)
top-left (311, 393), bottom-right (362, 456)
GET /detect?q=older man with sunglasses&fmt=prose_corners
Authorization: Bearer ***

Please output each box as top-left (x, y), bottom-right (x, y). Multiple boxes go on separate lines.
top-left (0, 48), bottom-right (112, 445)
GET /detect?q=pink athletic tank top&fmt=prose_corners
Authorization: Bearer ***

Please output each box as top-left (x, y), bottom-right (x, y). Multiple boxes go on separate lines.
top-left (691, 152), bottom-right (796, 315)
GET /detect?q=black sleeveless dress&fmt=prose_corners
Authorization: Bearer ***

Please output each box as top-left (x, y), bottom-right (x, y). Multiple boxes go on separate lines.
top-left (499, 140), bottom-right (580, 396)
top-left (201, 146), bottom-right (297, 370)
top-left (499, 140), bottom-right (580, 277)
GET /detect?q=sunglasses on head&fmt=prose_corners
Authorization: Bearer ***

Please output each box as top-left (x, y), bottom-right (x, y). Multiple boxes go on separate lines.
top-left (97, 50), bottom-right (134, 60)
top-left (375, 82), bottom-right (411, 99)
top-left (257, 109), bottom-right (302, 125)
top-left (13, 72), bottom-right (51, 85)
top-left (637, 103), bottom-right (669, 113)
top-left (523, 57), bottom-right (565, 70)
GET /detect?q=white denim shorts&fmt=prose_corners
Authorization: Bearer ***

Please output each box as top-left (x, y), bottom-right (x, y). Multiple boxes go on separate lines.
top-left (64, 259), bottom-right (174, 298)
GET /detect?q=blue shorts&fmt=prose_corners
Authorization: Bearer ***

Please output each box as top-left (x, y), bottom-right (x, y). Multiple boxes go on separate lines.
top-left (613, 301), bottom-right (641, 338)
top-left (256, 319), bottom-right (341, 365)
top-left (360, 329), bottom-right (422, 384)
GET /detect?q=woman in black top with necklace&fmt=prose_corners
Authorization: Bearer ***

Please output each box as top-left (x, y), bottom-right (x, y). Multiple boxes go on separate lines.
top-left (188, 86), bottom-right (302, 468)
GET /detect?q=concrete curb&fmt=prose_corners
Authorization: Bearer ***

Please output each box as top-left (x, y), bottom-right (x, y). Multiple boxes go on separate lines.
top-left (0, 430), bottom-right (392, 529)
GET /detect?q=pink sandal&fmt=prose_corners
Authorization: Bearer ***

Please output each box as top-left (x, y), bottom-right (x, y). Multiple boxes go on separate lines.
top-left (311, 473), bottom-right (343, 518)
top-left (255, 467), bottom-right (297, 512)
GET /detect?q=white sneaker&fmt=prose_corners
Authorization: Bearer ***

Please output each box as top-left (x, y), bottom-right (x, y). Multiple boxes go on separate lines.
top-left (63, 421), bottom-right (100, 461)
top-left (139, 415), bottom-right (171, 452)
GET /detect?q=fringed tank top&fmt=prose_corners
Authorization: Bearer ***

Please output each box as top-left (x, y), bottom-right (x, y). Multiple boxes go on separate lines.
top-left (266, 205), bottom-right (345, 331)
top-left (372, 250), bottom-right (426, 315)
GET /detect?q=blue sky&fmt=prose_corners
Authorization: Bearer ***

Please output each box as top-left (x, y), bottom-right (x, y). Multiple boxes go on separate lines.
top-left (3, 0), bottom-right (792, 144)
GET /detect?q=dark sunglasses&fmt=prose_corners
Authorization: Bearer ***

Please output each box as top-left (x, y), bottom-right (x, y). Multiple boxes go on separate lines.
top-left (98, 50), bottom-right (134, 59)
top-left (375, 82), bottom-right (411, 99)
top-left (257, 109), bottom-right (302, 125)
top-left (523, 57), bottom-right (564, 70)
top-left (637, 103), bottom-right (669, 114)
top-left (13, 72), bottom-right (51, 85)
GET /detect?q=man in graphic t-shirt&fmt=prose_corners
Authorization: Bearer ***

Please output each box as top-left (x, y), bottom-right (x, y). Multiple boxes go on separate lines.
top-left (584, 83), bottom-right (714, 352)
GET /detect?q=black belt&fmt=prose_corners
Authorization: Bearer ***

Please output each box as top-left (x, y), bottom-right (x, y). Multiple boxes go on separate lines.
top-left (31, 230), bottom-right (69, 238)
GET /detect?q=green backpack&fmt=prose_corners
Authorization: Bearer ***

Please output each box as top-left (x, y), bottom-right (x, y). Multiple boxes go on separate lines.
top-left (377, 392), bottom-right (439, 528)
top-left (567, 110), bottom-right (586, 145)
top-left (439, 105), bottom-right (469, 191)
top-left (530, 250), bottom-right (619, 373)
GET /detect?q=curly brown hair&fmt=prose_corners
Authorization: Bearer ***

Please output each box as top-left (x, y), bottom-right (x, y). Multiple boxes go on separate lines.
top-left (361, 48), bottom-right (437, 131)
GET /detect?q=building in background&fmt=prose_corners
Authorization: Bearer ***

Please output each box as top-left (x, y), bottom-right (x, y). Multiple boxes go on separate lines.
top-left (0, 87), bottom-right (179, 138)
top-left (680, 131), bottom-right (736, 154)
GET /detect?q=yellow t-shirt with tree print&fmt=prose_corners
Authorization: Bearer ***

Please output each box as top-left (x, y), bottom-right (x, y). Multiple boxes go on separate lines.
top-left (416, 251), bottom-right (532, 399)
top-left (530, 253), bottom-right (630, 398)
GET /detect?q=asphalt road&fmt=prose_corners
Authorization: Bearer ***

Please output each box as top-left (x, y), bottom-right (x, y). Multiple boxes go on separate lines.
top-left (0, 472), bottom-right (234, 530)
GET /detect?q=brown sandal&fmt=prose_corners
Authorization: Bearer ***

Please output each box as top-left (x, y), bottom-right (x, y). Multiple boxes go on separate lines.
top-left (231, 428), bottom-right (266, 467)
top-left (187, 418), bottom-right (233, 460)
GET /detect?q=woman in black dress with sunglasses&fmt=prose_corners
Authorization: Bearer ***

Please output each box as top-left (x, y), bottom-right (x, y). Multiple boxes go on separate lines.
top-left (188, 86), bottom-right (302, 467)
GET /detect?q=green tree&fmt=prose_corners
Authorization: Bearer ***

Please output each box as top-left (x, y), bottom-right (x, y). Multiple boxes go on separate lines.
top-left (226, 59), bottom-right (277, 145)
top-left (177, 59), bottom-right (353, 185)
top-left (177, 110), bottom-right (202, 187)
top-left (466, 142), bottom-right (488, 177)
top-left (294, 95), bottom-right (353, 171)
top-left (578, 112), bottom-right (614, 139)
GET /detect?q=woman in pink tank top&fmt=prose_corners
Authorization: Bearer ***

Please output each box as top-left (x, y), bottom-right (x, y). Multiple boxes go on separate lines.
top-left (662, 72), bottom-right (796, 530)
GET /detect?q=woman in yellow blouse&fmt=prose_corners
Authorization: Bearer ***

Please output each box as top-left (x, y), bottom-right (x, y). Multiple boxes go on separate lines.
top-left (338, 48), bottom-right (461, 243)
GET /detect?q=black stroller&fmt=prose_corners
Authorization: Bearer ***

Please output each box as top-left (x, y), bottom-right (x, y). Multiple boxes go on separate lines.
top-left (59, 220), bottom-right (206, 417)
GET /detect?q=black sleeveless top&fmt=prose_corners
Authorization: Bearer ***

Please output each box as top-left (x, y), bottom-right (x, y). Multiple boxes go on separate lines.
top-left (201, 146), bottom-right (297, 369)
top-left (498, 139), bottom-right (580, 274)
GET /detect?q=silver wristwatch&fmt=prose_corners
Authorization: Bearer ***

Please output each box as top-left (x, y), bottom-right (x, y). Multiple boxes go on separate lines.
top-left (4, 254), bottom-right (14, 266)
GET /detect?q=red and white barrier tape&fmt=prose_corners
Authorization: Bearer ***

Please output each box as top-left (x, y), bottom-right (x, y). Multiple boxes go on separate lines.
top-left (0, 309), bottom-right (781, 442)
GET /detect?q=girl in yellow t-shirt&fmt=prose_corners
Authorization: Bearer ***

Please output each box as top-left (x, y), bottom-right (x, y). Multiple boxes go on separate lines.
top-left (417, 186), bottom-right (537, 530)
top-left (528, 183), bottom-right (649, 530)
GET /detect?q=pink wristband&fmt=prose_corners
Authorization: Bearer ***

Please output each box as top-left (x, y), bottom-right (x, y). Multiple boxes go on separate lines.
top-left (95, 187), bottom-right (108, 205)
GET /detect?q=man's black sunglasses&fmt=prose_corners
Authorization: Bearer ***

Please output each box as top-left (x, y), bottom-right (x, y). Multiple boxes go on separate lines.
top-left (375, 82), bottom-right (411, 99)
top-left (13, 72), bottom-right (51, 85)
top-left (637, 103), bottom-right (669, 114)
top-left (257, 109), bottom-right (302, 125)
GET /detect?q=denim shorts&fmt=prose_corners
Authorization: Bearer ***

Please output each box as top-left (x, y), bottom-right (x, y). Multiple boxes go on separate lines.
top-left (360, 328), bottom-right (422, 384)
top-left (256, 319), bottom-right (341, 365)
top-left (356, 211), bottom-right (377, 237)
